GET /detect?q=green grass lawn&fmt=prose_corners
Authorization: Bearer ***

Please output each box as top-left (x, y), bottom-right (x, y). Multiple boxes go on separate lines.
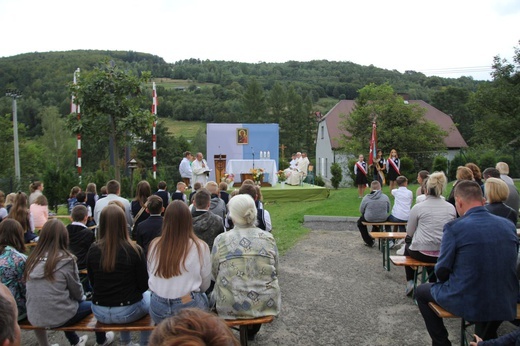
top-left (160, 118), bottom-right (205, 138)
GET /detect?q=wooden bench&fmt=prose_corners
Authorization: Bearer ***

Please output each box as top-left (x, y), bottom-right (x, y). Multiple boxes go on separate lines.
top-left (362, 221), bottom-right (407, 233)
top-left (428, 303), bottom-right (520, 346)
top-left (390, 255), bottom-right (436, 299)
top-left (369, 232), bottom-right (407, 271)
top-left (19, 313), bottom-right (274, 346)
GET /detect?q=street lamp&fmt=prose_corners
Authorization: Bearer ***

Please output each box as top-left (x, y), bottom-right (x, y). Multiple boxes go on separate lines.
top-left (127, 159), bottom-right (138, 197)
top-left (5, 89), bottom-right (22, 189)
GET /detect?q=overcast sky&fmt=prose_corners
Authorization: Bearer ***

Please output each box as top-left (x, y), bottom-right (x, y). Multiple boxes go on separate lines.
top-left (1, 0), bottom-right (519, 81)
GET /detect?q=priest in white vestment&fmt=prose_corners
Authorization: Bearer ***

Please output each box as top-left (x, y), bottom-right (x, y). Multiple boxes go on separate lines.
top-left (192, 152), bottom-right (211, 185)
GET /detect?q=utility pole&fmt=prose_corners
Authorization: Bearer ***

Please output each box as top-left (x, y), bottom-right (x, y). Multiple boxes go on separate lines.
top-left (5, 89), bottom-right (22, 189)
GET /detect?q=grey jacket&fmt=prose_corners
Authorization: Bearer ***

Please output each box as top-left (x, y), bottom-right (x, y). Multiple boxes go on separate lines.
top-left (359, 190), bottom-right (390, 222)
top-left (209, 196), bottom-right (227, 224)
top-left (26, 254), bottom-right (83, 328)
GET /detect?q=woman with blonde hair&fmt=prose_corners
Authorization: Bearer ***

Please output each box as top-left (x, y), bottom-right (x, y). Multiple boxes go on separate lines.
top-left (131, 180), bottom-right (152, 228)
top-left (386, 149), bottom-right (400, 190)
top-left (484, 177), bottom-right (518, 225)
top-left (87, 205), bottom-right (149, 346)
top-left (211, 194), bottom-right (280, 341)
top-left (25, 219), bottom-right (113, 346)
top-left (402, 172), bottom-right (456, 296)
top-left (7, 192), bottom-right (36, 243)
top-left (148, 200), bottom-right (211, 324)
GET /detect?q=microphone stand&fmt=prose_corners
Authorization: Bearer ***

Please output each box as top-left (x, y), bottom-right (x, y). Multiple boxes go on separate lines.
top-left (251, 147), bottom-right (255, 170)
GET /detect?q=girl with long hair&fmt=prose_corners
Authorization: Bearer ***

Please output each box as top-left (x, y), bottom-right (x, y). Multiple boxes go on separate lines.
top-left (7, 192), bottom-right (37, 243)
top-left (87, 205), bottom-right (150, 346)
top-left (85, 182), bottom-right (98, 216)
top-left (25, 219), bottom-right (113, 346)
top-left (132, 180), bottom-right (152, 228)
top-left (0, 219), bottom-right (27, 320)
top-left (386, 149), bottom-right (400, 190)
top-left (148, 200), bottom-right (211, 324)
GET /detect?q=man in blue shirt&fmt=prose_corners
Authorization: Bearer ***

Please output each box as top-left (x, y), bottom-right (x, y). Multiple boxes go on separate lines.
top-left (415, 180), bottom-right (518, 346)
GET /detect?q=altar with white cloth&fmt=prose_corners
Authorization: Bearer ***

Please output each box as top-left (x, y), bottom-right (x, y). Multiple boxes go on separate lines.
top-left (226, 159), bottom-right (278, 185)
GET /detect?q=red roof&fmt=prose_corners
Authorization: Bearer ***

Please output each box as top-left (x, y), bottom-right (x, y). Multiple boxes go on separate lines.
top-left (322, 99), bottom-right (467, 149)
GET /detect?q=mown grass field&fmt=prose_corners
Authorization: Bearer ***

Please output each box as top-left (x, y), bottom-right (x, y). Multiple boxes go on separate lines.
top-left (160, 118), bottom-right (205, 138)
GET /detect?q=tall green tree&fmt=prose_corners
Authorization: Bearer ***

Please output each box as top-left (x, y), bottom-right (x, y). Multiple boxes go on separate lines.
top-left (40, 106), bottom-right (76, 171)
top-left (340, 83), bottom-right (446, 166)
top-left (470, 42), bottom-right (520, 151)
top-left (70, 61), bottom-right (153, 182)
top-left (242, 78), bottom-right (267, 122)
top-left (431, 86), bottom-right (474, 143)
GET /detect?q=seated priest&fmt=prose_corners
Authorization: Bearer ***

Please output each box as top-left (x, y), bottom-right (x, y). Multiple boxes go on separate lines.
top-left (286, 152), bottom-right (309, 185)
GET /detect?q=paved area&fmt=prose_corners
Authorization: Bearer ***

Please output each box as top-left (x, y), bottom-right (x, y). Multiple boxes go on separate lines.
top-left (20, 221), bottom-right (516, 345)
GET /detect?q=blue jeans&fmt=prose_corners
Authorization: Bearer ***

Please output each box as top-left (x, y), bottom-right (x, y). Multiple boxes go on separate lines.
top-left (149, 291), bottom-right (208, 325)
top-left (92, 291), bottom-right (151, 345)
top-left (385, 214), bottom-right (407, 232)
top-left (61, 301), bottom-right (107, 345)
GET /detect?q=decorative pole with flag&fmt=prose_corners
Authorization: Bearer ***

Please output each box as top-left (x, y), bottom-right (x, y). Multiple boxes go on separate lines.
top-left (71, 68), bottom-right (82, 184)
top-left (368, 121), bottom-right (377, 166)
top-left (152, 82), bottom-right (158, 179)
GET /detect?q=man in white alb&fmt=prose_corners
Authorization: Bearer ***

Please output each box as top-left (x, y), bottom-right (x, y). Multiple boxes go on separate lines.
top-left (192, 152), bottom-right (211, 185)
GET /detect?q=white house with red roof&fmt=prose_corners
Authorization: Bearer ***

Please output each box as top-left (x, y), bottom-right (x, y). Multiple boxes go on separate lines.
top-left (315, 99), bottom-right (467, 184)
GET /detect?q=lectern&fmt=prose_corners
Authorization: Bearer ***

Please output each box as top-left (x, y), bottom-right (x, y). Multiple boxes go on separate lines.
top-left (214, 154), bottom-right (227, 182)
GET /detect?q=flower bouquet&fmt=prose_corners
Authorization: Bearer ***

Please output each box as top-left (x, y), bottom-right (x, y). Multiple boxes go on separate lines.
top-left (277, 170), bottom-right (287, 182)
top-left (250, 168), bottom-right (265, 184)
top-left (223, 172), bottom-right (235, 184)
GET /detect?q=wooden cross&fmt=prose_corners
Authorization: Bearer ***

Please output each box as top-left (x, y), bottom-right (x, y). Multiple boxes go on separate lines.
top-left (279, 144), bottom-right (287, 160)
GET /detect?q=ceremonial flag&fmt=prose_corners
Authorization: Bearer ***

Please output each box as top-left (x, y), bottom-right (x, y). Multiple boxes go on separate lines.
top-left (368, 122), bottom-right (377, 165)
top-left (152, 82), bottom-right (158, 179)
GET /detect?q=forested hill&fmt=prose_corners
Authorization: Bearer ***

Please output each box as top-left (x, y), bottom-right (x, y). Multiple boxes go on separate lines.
top-left (0, 50), bottom-right (483, 137)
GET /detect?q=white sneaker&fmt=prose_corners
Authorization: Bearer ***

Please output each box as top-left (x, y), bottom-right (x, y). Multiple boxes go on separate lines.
top-left (396, 244), bottom-right (405, 255)
top-left (396, 239), bottom-right (405, 246)
top-left (74, 335), bottom-right (88, 346)
top-left (96, 331), bottom-right (115, 346)
top-left (405, 280), bottom-right (414, 296)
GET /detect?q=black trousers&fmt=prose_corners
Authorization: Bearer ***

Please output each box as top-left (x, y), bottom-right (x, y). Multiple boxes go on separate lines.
top-left (415, 283), bottom-right (452, 346)
top-left (357, 216), bottom-right (380, 246)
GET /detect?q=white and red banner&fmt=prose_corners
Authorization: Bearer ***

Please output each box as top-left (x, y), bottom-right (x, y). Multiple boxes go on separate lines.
top-left (72, 68), bottom-right (82, 182)
top-left (152, 82), bottom-right (158, 179)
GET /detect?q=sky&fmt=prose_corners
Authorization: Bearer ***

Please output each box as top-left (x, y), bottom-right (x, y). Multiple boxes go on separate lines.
top-left (1, 0), bottom-right (519, 81)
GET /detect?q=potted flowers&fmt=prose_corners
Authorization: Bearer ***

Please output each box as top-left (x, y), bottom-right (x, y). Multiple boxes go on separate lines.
top-left (277, 170), bottom-right (287, 188)
top-left (223, 172), bottom-right (235, 184)
top-left (249, 168), bottom-right (265, 185)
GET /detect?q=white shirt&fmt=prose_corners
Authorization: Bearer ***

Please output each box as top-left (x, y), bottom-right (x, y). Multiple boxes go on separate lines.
top-left (390, 186), bottom-right (413, 220)
top-left (147, 239), bottom-right (211, 298)
top-left (93, 194), bottom-right (133, 227)
top-left (179, 158), bottom-right (192, 179)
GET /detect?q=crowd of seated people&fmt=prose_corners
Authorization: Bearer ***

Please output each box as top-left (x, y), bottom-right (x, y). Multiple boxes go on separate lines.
top-left (0, 177), bottom-right (280, 345)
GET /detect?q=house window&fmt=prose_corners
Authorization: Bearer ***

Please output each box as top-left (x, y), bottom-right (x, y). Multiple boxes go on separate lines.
top-left (321, 126), bottom-right (324, 139)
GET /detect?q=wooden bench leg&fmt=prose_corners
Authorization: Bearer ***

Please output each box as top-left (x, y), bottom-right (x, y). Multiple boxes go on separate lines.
top-left (239, 325), bottom-right (248, 346)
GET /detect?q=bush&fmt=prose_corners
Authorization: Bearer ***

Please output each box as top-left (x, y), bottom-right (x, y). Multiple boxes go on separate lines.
top-left (314, 175), bottom-right (325, 187)
top-left (432, 155), bottom-right (448, 173)
top-left (347, 157), bottom-right (358, 183)
top-left (330, 163), bottom-right (342, 189)
top-left (399, 156), bottom-right (415, 182)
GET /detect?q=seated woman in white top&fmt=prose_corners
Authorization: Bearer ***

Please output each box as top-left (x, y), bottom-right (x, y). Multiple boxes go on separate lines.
top-left (403, 172), bottom-right (457, 296)
top-left (147, 200), bottom-right (211, 324)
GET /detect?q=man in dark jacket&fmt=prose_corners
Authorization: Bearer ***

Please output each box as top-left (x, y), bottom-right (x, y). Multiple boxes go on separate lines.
top-left (357, 181), bottom-right (390, 247)
top-left (416, 180), bottom-right (518, 345)
top-left (191, 188), bottom-right (224, 249)
top-left (66, 205), bottom-right (95, 270)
